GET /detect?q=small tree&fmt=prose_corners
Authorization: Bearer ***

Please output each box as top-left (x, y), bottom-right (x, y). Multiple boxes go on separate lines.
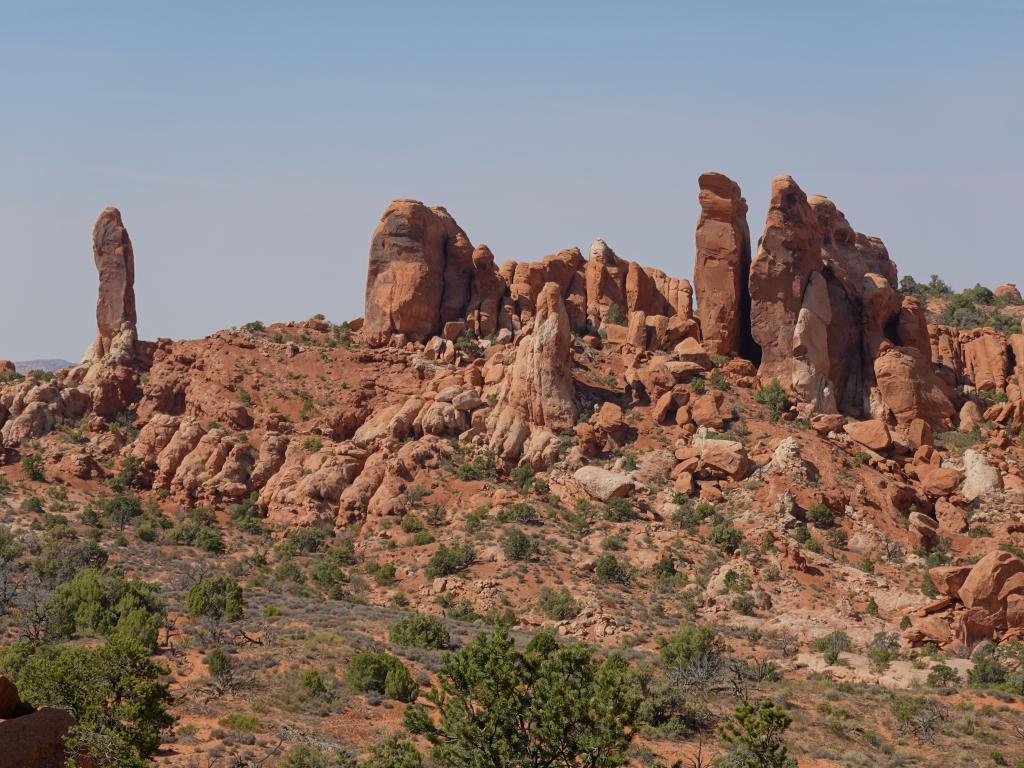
top-left (14, 637), bottom-right (174, 767)
top-left (103, 493), bottom-right (144, 530)
top-left (718, 698), bottom-right (794, 768)
top-left (186, 575), bottom-right (243, 641)
top-left (346, 651), bottom-right (418, 702)
top-left (405, 627), bottom-right (641, 768)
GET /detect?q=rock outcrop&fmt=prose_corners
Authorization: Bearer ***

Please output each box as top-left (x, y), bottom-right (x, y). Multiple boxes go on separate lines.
top-left (749, 176), bottom-right (824, 390)
top-left (747, 176), bottom-right (954, 426)
top-left (694, 172), bottom-right (752, 358)
top-left (488, 283), bottom-right (576, 466)
top-left (364, 200), bottom-right (475, 345)
top-left (84, 207), bottom-right (137, 362)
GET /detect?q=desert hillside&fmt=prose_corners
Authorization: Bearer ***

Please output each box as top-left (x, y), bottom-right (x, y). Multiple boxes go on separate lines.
top-left (3, 174), bottom-right (1024, 767)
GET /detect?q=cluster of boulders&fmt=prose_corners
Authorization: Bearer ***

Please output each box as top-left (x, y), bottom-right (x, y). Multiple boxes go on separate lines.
top-left (907, 551), bottom-right (1024, 647)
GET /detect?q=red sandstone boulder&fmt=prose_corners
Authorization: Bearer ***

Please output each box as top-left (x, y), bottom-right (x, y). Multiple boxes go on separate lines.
top-left (844, 419), bottom-right (891, 452)
top-left (0, 675), bottom-right (19, 718)
top-left (0, 707), bottom-right (78, 768)
top-left (958, 551), bottom-right (1024, 614)
top-left (994, 283), bottom-right (1022, 302)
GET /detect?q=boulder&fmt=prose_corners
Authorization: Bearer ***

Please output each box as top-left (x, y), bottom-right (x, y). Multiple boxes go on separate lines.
top-left (916, 463), bottom-right (963, 497)
top-left (574, 465), bottom-right (634, 501)
top-left (961, 449), bottom-right (1003, 502)
top-left (0, 708), bottom-right (77, 768)
top-left (930, 565), bottom-right (973, 599)
top-left (994, 283), bottom-right (1022, 302)
top-left (694, 436), bottom-right (749, 480)
top-left (0, 675), bottom-right (19, 718)
top-left (958, 551), bottom-right (1024, 614)
top-left (844, 419), bottom-right (891, 452)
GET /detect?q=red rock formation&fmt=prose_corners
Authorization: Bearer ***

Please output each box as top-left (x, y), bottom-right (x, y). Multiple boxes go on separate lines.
top-left (364, 199), bottom-right (474, 345)
top-left (488, 282), bottom-right (576, 465)
top-left (694, 172), bottom-right (752, 357)
top-left (994, 283), bottom-right (1022, 302)
top-left (88, 207), bottom-right (137, 360)
top-left (749, 175), bottom-right (823, 388)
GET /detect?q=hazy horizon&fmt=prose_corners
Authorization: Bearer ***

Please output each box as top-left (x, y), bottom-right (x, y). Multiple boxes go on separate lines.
top-left (2, 1), bottom-right (1021, 361)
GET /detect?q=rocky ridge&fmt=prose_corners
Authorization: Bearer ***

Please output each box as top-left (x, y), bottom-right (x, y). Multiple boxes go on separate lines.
top-left (3, 173), bottom-right (1024, 654)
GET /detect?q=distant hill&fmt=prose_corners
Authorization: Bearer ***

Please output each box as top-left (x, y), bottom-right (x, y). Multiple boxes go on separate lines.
top-left (14, 358), bottom-right (74, 374)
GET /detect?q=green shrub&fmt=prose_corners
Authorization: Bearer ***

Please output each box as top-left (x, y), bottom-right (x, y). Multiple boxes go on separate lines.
top-left (170, 509), bottom-right (225, 553)
top-left (595, 554), bottom-right (630, 584)
top-left (807, 504), bottom-right (835, 529)
top-left (604, 303), bottom-right (626, 326)
top-left (22, 453), bottom-right (46, 482)
top-left (346, 651), bottom-right (418, 702)
top-left (968, 644), bottom-right (1008, 688)
top-left (537, 587), bottom-right (581, 620)
top-left (280, 744), bottom-right (355, 768)
top-left (510, 464), bottom-right (535, 493)
top-left (709, 521), bottom-right (743, 553)
top-left (277, 527), bottom-right (326, 556)
top-left (927, 663), bottom-right (961, 688)
top-left (866, 632), bottom-right (900, 672)
top-left (361, 737), bottom-right (423, 768)
top-left (400, 514), bottom-right (425, 533)
top-left (389, 613), bottom-right (450, 649)
top-left (404, 627), bottom-right (639, 768)
top-left (186, 575), bottom-right (244, 625)
top-left (604, 496), bottom-right (636, 522)
top-left (228, 492), bottom-right (263, 534)
top-left (496, 503), bottom-right (538, 524)
top-left (754, 380), bottom-right (789, 421)
top-left (425, 542), bottom-right (475, 577)
top-left (456, 452), bottom-right (498, 482)
top-left (45, 568), bottom-right (164, 651)
top-left (813, 631), bottom-right (852, 665)
top-left (733, 594), bottom-right (756, 616)
top-left (102, 492), bottom-right (144, 530)
top-left (718, 698), bottom-right (793, 768)
top-left (501, 528), bottom-right (535, 561)
top-left (13, 638), bottom-right (174, 766)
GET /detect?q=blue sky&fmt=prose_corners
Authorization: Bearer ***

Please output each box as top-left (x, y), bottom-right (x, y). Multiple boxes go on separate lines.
top-left (1, 0), bottom-right (1021, 360)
